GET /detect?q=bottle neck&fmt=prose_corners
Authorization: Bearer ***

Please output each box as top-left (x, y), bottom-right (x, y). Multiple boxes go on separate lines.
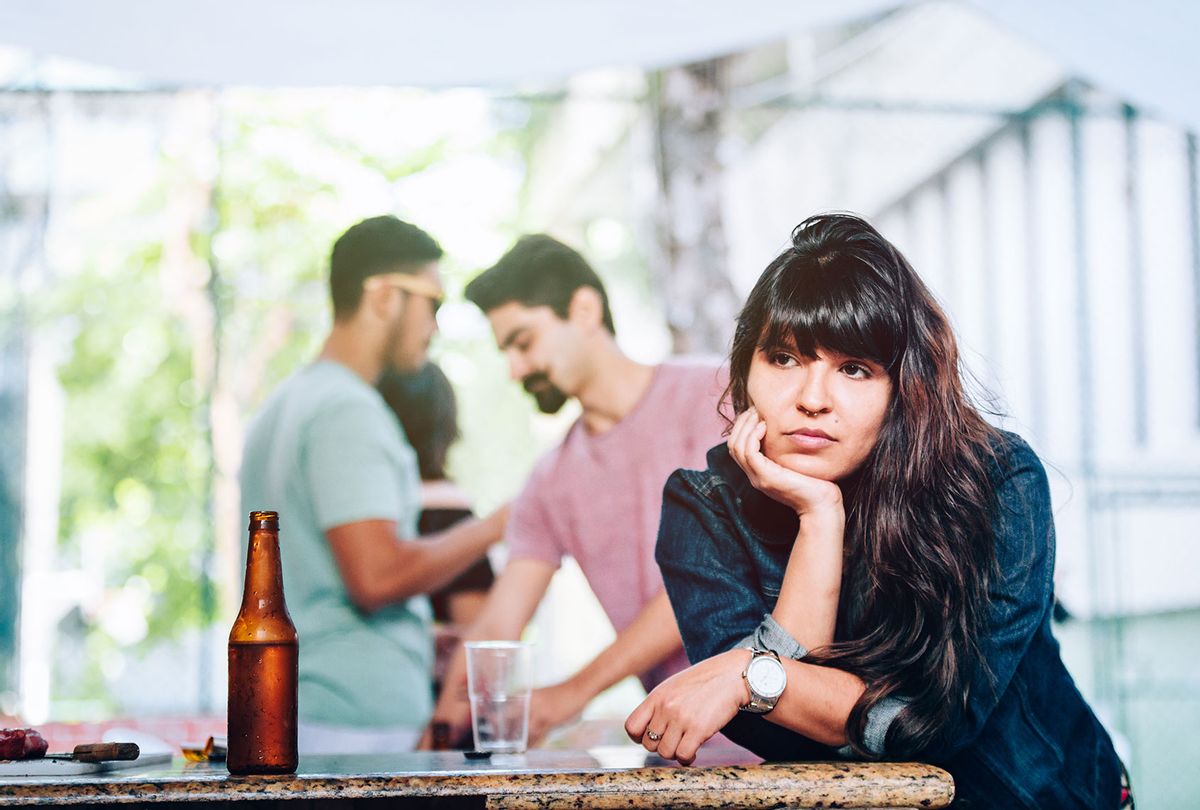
top-left (241, 528), bottom-right (286, 613)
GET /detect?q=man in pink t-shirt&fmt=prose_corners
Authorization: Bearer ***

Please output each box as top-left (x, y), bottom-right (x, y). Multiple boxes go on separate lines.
top-left (419, 234), bottom-right (729, 749)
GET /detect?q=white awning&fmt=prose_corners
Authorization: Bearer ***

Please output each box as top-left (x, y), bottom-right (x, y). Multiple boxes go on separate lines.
top-left (0, 0), bottom-right (900, 88)
top-left (969, 0), bottom-right (1200, 132)
top-left (2, 1), bottom-right (1196, 131)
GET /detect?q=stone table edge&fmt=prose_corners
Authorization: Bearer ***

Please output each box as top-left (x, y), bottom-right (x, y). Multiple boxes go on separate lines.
top-left (0, 761), bottom-right (954, 808)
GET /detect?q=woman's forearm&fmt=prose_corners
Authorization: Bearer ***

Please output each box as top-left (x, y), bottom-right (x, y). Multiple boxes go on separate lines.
top-left (771, 508), bottom-right (845, 650)
top-left (766, 658), bottom-right (864, 746)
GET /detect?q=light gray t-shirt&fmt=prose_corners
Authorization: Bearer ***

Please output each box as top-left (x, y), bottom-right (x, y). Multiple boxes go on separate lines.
top-left (239, 360), bottom-right (432, 729)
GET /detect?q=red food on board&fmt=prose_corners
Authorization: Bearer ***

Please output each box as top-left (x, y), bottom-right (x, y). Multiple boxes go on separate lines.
top-left (0, 728), bottom-right (48, 760)
top-left (0, 729), bottom-right (26, 760)
top-left (24, 729), bottom-right (47, 759)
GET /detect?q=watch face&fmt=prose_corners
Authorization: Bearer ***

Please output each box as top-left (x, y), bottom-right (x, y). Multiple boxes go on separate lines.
top-left (747, 655), bottom-right (786, 698)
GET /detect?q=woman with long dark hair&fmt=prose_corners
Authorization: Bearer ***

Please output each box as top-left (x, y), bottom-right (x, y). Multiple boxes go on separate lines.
top-left (625, 214), bottom-right (1129, 808)
top-left (377, 360), bottom-right (496, 629)
top-left (378, 361), bottom-right (496, 724)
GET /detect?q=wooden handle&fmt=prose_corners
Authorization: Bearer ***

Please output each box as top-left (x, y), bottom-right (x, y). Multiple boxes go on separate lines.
top-left (72, 743), bottom-right (140, 763)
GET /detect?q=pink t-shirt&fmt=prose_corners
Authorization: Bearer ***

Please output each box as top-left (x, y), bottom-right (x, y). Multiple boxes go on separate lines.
top-left (507, 359), bottom-right (730, 691)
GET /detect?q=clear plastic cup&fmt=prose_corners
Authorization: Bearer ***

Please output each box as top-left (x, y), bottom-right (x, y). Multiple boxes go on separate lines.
top-left (464, 641), bottom-right (533, 754)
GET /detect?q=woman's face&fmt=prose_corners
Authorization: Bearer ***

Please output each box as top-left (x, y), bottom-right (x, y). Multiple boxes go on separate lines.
top-left (745, 342), bottom-right (893, 482)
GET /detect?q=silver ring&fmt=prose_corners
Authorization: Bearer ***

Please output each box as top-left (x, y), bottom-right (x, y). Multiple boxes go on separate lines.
top-left (646, 730), bottom-right (662, 742)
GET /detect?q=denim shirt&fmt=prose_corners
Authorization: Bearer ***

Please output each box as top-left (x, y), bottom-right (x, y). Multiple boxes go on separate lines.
top-left (656, 431), bottom-right (1122, 809)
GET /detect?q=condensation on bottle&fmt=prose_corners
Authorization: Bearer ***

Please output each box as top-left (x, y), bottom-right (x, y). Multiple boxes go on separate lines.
top-left (227, 510), bottom-right (299, 775)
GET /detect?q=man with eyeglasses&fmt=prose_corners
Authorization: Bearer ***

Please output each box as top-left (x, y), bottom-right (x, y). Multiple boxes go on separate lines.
top-left (240, 215), bottom-right (507, 754)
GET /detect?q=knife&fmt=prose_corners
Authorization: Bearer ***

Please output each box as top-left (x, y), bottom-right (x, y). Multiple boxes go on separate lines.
top-left (44, 743), bottom-right (140, 763)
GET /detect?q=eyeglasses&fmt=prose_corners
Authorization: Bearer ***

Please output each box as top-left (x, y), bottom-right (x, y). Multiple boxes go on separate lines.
top-left (366, 273), bottom-right (445, 314)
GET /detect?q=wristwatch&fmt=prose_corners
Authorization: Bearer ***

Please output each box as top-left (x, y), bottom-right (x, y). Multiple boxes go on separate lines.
top-left (740, 648), bottom-right (787, 714)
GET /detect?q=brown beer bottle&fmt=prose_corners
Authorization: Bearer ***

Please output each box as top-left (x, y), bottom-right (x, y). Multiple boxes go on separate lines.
top-left (227, 511), bottom-right (299, 775)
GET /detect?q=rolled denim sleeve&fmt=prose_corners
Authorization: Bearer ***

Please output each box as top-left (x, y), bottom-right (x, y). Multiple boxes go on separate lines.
top-left (836, 696), bottom-right (909, 758)
top-left (656, 470), bottom-right (769, 661)
top-left (735, 613), bottom-right (808, 660)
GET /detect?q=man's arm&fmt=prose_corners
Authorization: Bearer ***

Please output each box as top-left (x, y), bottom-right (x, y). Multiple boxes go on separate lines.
top-left (326, 505), bottom-right (507, 614)
top-left (527, 589), bottom-right (682, 745)
top-left (418, 558), bottom-right (557, 749)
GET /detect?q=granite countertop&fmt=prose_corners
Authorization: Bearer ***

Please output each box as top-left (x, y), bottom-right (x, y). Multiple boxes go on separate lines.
top-left (0, 750), bottom-right (954, 808)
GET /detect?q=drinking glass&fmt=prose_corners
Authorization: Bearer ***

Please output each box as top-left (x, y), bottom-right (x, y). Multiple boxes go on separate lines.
top-left (464, 641), bottom-right (533, 754)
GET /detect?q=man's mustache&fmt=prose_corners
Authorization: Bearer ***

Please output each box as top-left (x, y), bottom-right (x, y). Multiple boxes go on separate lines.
top-left (522, 373), bottom-right (552, 394)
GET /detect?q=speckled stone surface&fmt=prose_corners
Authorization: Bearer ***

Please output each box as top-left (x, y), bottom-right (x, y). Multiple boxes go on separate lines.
top-left (0, 750), bottom-right (953, 808)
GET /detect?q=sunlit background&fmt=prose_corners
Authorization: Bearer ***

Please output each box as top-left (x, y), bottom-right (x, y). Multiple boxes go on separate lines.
top-left (1, 2), bottom-right (1198, 805)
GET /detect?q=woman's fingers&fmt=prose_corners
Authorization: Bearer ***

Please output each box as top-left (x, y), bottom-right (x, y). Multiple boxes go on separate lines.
top-left (640, 713), bottom-right (664, 753)
top-left (624, 698), bottom-right (653, 743)
top-left (729, 409), bottom-right (761, 475)
top-left (728, 407), bottom-right (752, 441)
top-left (743, 422), bottom-right (785, 487)
top-left (727, 409), bottom-right (754, 465)
top-left (745, 419), bottom-right (769, 465)
top-left (675, 732), bottom-right (701, 767)
top-left (655, 722), bottom-right (686, 762)
top-left (627, 699), bottom-right (672, 756)
top-left (741, 412), bottom-right (765, 462)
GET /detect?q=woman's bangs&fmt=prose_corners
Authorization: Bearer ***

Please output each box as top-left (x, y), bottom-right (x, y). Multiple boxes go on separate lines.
top-left (757, 262), bottom-right (901, 368)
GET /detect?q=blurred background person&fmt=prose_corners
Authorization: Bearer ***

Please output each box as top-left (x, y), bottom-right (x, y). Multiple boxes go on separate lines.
top-left (377, 361), bottom-right (497, 702)
top-left (240, 216), bottom-right (506, 754)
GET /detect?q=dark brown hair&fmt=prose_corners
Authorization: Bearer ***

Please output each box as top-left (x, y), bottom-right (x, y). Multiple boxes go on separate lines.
top-left (465, 234), bottom-right (615, 334)
top-left (377, 361), bottom-right (459, 481)
top-left (727, 213), bottom-right (1000, 757)
top-left (330, 215), bottom-right (443, 319)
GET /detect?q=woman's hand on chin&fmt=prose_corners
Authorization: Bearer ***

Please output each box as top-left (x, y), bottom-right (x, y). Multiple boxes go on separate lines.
top-left (624, 649), bottom-right (751, 765)
top-left (728, 407), bottom-right (844, 518)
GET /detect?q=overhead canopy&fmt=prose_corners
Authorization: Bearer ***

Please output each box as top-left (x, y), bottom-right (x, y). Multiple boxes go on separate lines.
top-left (0, 0), bottom-right (898, 88)
top-left (967, 0), bottom-right (1200, 133)
top-left (1, 1), bottom-right (1197, 133)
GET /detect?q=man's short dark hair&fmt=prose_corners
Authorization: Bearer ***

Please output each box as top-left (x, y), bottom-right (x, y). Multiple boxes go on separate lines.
top-left (330, 215), bottom-right (443, 319)
top-left (465, 234), bottom-right (615, 334)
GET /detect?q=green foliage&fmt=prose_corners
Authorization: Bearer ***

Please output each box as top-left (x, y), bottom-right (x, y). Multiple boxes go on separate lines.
top-left (52, 261), bottom-right (213, 643)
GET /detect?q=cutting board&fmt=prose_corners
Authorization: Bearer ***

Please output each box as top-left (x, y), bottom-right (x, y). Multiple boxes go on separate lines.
top-left (0, 752), bottom-right (172, 777)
